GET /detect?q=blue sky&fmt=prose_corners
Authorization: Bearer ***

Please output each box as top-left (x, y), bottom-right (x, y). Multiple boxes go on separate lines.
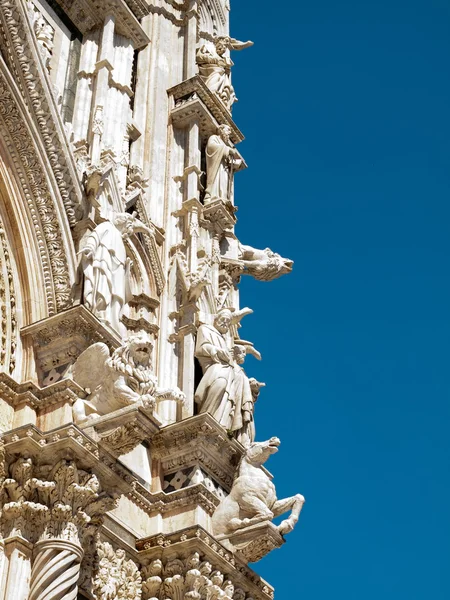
top-left (228, 1), bottom-right (450, 598)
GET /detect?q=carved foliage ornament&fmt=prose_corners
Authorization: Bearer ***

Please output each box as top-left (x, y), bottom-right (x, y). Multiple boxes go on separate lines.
top-left (0, 455), bottom-right (117, 545)
top-left (92, 541), bottom-right (142, 600)
top-left (0, 0), bottom-right (82, 225)
top-left (0, 70), bottom-right (72, 312)
top-left (0, 216), bottom-right (17, 374)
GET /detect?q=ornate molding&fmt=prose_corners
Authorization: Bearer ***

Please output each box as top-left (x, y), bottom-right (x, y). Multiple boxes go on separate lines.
top-left (130, 481), bottom-right (220, 517)
top-left (21, 305), bottom-right (121, 386)
top-left (169, 76), bottom-right (244, 144)
top-left (151, 414), bottom-right (243, 492)
top-left (0, 0), bottom-right (83, 226)
top-left (137, 526), bottom-right (275, 600)
top-left (0, 64), bottom-right (73, 313)
top-left (0, 215), bottom-right (17, 375)
top-left (54, 0), bottom-right (150, 48)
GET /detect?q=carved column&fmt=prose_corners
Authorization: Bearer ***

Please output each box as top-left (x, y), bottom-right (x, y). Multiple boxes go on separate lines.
top-left (29, 540), bottom-right (83, 600)
top-left (0, 455), bottom-right (117, 600)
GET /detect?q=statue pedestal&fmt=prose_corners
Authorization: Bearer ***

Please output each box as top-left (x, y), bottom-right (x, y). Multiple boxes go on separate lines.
top-left (217, 521), bottom-right (285, 564)
top-left (21, 305), bottom-right (121, 387)
top-left (80, 402), bottom-right (162, 457)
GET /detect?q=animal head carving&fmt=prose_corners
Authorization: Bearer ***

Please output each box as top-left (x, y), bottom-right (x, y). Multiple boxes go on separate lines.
top-left (244, 437), bottom-right (280, 465)
top-left (111, 332), bottom-right (154, 370)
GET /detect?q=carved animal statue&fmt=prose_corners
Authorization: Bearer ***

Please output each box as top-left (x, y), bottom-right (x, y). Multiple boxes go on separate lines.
top-left (212, 437), bottom-right (304, 539)
top-left (71, 333), bottom-right (184, 424)
top-left (239, 245), bottom-right (293, 281)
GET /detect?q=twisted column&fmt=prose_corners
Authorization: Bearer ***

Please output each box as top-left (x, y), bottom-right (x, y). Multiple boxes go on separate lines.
top-left (29, 540), bottom-right (83, 600)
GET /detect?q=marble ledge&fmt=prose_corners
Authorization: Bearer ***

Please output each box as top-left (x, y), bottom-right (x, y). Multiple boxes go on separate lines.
top-left (0, 422), bottom-right (138, 494)
top-left (168, 75), bottom-right (244, 144)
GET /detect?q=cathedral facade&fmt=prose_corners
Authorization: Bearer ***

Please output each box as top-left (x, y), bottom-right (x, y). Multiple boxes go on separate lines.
top-left (0, 1), bottom-right (303, 598)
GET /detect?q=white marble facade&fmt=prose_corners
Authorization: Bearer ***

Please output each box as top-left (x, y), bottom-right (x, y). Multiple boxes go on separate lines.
top-left (0, 0), bottom-right (303, 598)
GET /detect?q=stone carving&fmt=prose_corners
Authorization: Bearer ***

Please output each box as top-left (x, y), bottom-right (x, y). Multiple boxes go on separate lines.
top-left (235, 373), bottom-right (265, 447)
top-left (141, 552), bottom-right (239, 600)
top-left (0, 455), bottom-right (117, 600)
top-left (72, 332), bottom-right (184, 424)
top-left (204, 125), bottom-right (242, 204)
top-left (78, 213), bottom-right (153, 334)
top-left (0, 218), bottom-right (17, 375)
top-left (0, 73), bottom-right (72, 312)
top-left (194, 309), bottom-right (258, 437)
top-left (212, 438), bottom-right (305, 555)
top-left (239, 244), bottom-right (294, 281)
top-left (0, 0), bottom-right (82, 227)
top-left (92, 541), bottom-right (142, 600)
top-left (196, 36), bottom-right (253, 110)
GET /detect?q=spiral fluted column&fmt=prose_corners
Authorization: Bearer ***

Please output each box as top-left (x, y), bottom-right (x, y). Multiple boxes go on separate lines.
top-left (29, 540), bottom-right (83, 600)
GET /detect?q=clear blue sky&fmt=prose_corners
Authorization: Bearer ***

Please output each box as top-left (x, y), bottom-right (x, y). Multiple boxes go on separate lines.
top-left (229, 1), bottom-right (450, 598)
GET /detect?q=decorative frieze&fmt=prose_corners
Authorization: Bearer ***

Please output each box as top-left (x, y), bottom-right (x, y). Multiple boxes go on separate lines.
top-left (137, 526), bottom-right (275, 600)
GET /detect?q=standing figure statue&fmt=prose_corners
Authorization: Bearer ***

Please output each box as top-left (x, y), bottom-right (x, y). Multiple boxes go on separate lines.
top-left (194, 308), bottom-right (256, 436)
top-left (196, 36), bottom-right (253, 110)
top-left (204, 125), bottom-right (242, 204)
top-left (233, 346), bottom-right (266, 447)
top-left (79, 212), bottom-right (152, 334)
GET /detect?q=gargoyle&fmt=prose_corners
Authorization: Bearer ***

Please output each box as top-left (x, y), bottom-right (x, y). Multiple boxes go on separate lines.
top-left (239, 244), bottom-right (293, 281)
top-left (72, 332), bottom-right (184, 424)
top-left (212, 437), bottom-right (304, 551)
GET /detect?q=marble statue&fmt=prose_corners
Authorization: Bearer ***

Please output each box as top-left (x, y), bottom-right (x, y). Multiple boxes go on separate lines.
top-left (204, 125), bottom-right (242, 203)
top-left (194, 309), bottom-right (256, 435)
top-left (196, 36), bottom-right (253, 110)
top-left (79, 212), bottom-right (152, 334)
top-left (72, 332), bottom-right (185, 424)
top-left (239, 243), bottom-right (294, 281)
top-left (212, 437), bottom-right (305, 541)
top-left (233, 347), bottom-right (266, 447)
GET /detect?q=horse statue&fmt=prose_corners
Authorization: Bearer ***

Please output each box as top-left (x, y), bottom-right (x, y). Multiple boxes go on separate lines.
top-left (212, 437), bottom-right (305, 544)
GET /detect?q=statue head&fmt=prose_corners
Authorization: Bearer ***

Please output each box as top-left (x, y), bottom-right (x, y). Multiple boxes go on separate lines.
top-left (112, 331), bottom-right (154, 370)
top-left (233, 344), bottom-right (246, 365)
top-left (214, 308), bottom-right (233, 334)
top-left (244, 437), bottom-right (280, 465)
top-left (114, 212), bottom-right (135, 238)
top-left (217, 124), bottom-right (232, 144)
top-left (215, 36), bottom-right (230, 55)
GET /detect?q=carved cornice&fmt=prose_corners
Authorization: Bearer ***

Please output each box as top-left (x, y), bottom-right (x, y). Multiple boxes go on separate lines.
top-left (169, 76), bottom-right (244, 144)
top-left (54, 0), bottom-right (150, 48)
top-left (0, 0), bottom-right (83, 227)
top-left (0, 423), bottom-right (139, 490)
top-left (151, 414), bottom-right (243, 491)
top-left (130, 481), bottom-right (220, 517)
top-left (79, 403), bottom-right (162, 457)
top-left (136, 526), bottom-right (275, 600)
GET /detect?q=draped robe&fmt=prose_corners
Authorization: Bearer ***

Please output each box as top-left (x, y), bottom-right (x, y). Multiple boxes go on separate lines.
top-left (194, 324), bottom-right (253, 433)
top-left (204, 134), bottom-right (233, 201)
top-left (81, 221), bottom-right (132, 333)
